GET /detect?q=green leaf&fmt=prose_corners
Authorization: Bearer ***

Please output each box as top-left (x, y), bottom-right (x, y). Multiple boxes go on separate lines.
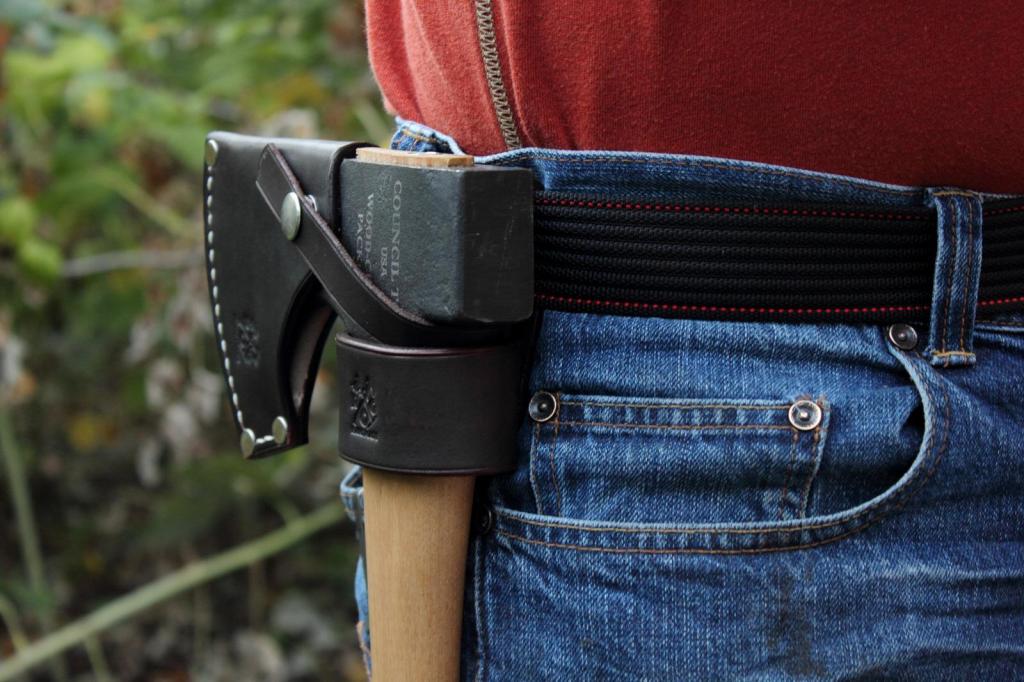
top-left (0, 197), bottom-right (37, 247)
top-left (16, 238), bottom-right (62, 283)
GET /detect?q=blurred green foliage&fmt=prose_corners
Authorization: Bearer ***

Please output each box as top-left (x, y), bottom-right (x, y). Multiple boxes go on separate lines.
top-left (0, 1), bottom-right (390, 679)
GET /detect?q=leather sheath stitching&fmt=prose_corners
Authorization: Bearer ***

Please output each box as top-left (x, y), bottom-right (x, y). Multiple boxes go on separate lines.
top-left (204, 159), bottom-right (275, 447)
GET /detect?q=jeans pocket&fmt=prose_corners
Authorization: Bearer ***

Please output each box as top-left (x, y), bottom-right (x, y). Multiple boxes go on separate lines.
top-left (466, 333), bottom-right (958, 681)
top-left (528, 396), bottom-right (830, 525)
top-left (494, 327), bottom-right (948, 554)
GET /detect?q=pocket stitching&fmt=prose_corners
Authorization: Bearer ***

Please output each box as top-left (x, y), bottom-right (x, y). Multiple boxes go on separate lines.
top-left (798, 416), bottom-right (827, 517)
top-left (547, 399), bottom-right (796, 519)
top-left (492, 511), bottom-right (886, 555)
top-left (492, 352), bottom-right (949, 553)
top-left (495, 395), bottom-right (943, 556)
top-left (528, 422), bottom-right (544, 515)
top-left (560, 421), bottom-right (792, 432)
top-left (560, 400), bottom-right (788, 411)
top-left (549, 410), bottom-right (563, 517)
top-left (777, 430), bottom-right (801, 521)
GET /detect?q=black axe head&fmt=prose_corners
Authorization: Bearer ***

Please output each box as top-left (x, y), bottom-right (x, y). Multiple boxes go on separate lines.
top-left (202, 132), bottom-right (534, 460)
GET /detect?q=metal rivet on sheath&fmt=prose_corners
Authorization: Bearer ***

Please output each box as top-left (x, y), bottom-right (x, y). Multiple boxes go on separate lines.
top-left (788, 400), bottom-right (822, 431)
top-left (240, 428), bottom-right (256, 456)
top-left (887, 323), bottom-right (918, 351)
top-left (528, 391), bottom-right (558, 423)
top-left (272, 416), bottom-right (289, 445)
top-left (280, 192), bottom-right (302, 240)
top-left (204, 139), bottom-right (219, 166)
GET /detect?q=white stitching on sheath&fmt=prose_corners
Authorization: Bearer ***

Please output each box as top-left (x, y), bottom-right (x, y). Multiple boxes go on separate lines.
top-left (205, 157), bottom-right (275, 447)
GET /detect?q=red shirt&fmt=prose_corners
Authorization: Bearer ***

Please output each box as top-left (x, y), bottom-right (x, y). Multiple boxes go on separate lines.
top-left (366, 1), bottom-right (1024, 193)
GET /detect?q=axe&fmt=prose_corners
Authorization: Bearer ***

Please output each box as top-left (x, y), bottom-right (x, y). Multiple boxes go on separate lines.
top-left (201, 133), bottom-right (534, 680)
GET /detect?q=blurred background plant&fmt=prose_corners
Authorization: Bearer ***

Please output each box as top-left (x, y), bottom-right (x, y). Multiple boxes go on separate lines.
top-left (0, 0), bottom-right (391, 679)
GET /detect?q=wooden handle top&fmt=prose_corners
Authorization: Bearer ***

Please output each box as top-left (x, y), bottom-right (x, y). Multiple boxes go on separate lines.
top-left (356, 147), bottom-right (475, 168)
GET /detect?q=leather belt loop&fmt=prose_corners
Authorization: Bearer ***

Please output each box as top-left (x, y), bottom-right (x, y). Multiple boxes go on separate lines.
top-left (924, 188), bottom-right (985, 368)
top-left (336, 333), bottom-right (528, 474)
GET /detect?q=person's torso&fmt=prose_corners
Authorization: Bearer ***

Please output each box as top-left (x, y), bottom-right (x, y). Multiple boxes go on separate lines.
top-left (366, 0), bottom-right (1024, 193)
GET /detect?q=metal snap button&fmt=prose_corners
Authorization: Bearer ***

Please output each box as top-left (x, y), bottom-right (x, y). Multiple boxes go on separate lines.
top-left (788, 399), bottom-right (822, 431)
top-left (475, 507), bottom-right (495, 535)
top-left (887, 323), bottom-right (918, 351)
top-left (528, 390), bottom-right (558, 423)
top-left (280, 192), bottom-right (302, 241)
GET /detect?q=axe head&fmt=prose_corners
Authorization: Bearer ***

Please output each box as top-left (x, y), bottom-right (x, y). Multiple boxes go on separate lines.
top-left (202, 132), bottom-right (370, 458)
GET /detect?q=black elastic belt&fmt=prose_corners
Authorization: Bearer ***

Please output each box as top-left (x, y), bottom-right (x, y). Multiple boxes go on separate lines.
top-left (533, 192), bottom-right (1024, 322)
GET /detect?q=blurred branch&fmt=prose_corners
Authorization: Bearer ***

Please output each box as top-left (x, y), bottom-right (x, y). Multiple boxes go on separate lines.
top-left (0, 408), bottom-right (66, 681)
top-left (191, 579), bottom-right (212, 668)
top-left (83, 637), bottom-right (113, 682)
top-left (0, 593), bottom-right (27, 682)
top-left (61, 248), bottom-right (201, 278)
top-left (0, 592), bottom-right (29, 652)
top-left (0, 410), bottom-right (45, 596)
top-left (0, 502), bottom-right (346, 681)
top-left (91, 169), bottom-right (195, 238)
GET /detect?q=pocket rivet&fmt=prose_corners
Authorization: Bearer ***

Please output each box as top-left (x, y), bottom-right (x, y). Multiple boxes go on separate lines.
top-left (528, 391), bottom-right (559, 423)
top-left (475, 507), bottom-right (495, 535)
top-left (788, 399), bottom-right (822, 431)
top-left (887, 323), bottom-right (919, 351)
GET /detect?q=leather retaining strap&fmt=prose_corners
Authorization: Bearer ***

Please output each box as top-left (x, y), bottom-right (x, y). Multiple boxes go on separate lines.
top-left (255, 145), bottom-right (515, 348)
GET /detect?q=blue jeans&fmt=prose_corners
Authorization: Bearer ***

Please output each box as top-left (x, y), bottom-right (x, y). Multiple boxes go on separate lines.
top-left (343, 119), bottom-right (1024, 680)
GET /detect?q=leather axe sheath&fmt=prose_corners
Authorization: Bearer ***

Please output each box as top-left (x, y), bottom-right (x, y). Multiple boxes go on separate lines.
top-left (201, 132), bottom-right (533, 464)
top-left (202, 132), bottom-right (534, 680)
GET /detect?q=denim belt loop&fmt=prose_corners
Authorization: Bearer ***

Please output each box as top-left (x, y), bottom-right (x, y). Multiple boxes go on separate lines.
top-left (924, 188), bottom-right (985, 367)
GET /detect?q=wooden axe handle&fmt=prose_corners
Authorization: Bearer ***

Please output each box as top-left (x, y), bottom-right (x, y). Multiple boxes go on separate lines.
top-left (363, 470), bottom-right (475, 681)
top-left (357, 148), bottom-right (489, 681)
